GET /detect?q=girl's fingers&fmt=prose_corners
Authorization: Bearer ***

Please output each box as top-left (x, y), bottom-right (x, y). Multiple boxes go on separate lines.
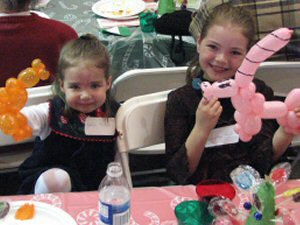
top-left (207, 96), bottom-right (218, 104)
top-left (199, 97), bottom-right (221, 115)
top-left (207, 97), bottom-right (221, 111)
top-left (216, 105), bottom-right (223, 116)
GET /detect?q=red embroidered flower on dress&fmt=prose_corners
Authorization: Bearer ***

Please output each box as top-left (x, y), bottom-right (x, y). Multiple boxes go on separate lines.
top-left (96, 108), bottom-right (106, 117)
top-left (79, 113), bottom-right (88, 123)
top-left (60, 115), bottom-right (68, 124)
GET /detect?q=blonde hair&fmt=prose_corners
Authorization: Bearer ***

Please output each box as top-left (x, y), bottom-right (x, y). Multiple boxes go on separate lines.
top-left (186, 3), bottom-right (255, 84)
top-left (53, 34), bottom-right (113, 117)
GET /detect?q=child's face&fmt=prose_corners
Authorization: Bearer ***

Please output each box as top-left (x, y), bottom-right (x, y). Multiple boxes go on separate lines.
top-left (60, 62), bottom-right (112, 114)
top-left (197, 24), bottom-right (248, 82)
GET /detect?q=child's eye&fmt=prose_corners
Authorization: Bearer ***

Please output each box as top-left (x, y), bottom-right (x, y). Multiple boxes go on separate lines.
top-left (91, 83), bottom-right (101, 89)
top-left (69, 84), bottom-right (80, 90)
top-left (232, 50), bottom-right (242, 56)
top-left (207, 44), bottom-right (217, 50)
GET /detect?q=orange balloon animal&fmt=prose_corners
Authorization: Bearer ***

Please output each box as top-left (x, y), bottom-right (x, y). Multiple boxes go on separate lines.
top-left (0, 59), bottom-right (50, 141)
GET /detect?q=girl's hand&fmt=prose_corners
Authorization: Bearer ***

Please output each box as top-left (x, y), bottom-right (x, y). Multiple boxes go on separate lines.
top-left (195, 96), bottom-right (222, 133)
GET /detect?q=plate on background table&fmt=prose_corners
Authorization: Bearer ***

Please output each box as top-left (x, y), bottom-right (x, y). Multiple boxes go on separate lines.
top-left (92, 0), bottom-right (146, 20)
top-left (2, 201), bottom-right (76, 225)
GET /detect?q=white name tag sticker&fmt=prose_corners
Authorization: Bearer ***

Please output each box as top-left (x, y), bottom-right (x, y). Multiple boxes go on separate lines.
top-left (205, 125), bottom-right (239, 148)
top-left (85, 117), bottom-right (115, 136)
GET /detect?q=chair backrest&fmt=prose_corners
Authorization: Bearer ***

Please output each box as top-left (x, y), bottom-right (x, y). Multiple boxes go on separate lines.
top-left (255, 61), bottom-right (300, 147)
top-left (111, 67), bottom-right (187, 102)
top-left (26, 85), bottom-right (53, 106)
top-left (116, 90), bottom-right (170, 188)
top-left (256, 61), bottom-right (300, 97)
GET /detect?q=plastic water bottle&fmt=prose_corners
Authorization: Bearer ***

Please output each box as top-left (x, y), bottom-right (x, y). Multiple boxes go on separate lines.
top-left (98, 162), bottom-right (130, 225)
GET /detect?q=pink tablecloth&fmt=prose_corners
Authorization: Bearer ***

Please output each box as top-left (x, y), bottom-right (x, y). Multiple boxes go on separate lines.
top-left (1, 181), bottom-right (300, 225)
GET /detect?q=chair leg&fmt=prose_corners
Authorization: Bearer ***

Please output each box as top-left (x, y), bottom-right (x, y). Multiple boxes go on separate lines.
top-left (120, 152), bottom-right (133, 189)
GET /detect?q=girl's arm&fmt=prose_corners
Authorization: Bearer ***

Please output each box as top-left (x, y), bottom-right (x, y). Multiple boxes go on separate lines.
top-left (272, 126), bottom-right (294, 161)
top-left (165, 88), bottom-right (222, 184)
top-left (185, 97), bottom-right (222, 173)
top-left (272, 106), bottom-right (300, 161)
top-left (21, 102), bottom-right (51, 140)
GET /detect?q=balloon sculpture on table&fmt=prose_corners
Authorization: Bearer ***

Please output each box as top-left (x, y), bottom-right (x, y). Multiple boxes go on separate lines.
top-left (201, 27), bottom-right (300, 142)
top-left (0, 59), bottom-right (50, 141)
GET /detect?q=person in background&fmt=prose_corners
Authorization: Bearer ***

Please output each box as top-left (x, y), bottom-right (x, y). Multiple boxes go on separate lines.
top-left (17, 34), bottom-right (119, 194)
top-left (0, 0), bottom-right (78, 86)
top-left (189, 0), bottom-right (300, 61)
top-left (164, 3), bottom-right (300, 185)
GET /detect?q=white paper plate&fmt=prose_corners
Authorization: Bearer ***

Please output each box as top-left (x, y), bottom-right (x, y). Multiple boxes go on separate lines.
top-left (92, 0), bottom-right (146, 20)
top-left (2, 201), bottom-right (77, 225)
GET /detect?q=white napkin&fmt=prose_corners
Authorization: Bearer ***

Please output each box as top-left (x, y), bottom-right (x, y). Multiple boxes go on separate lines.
top-left (97, 18), bottom-right (140, 29)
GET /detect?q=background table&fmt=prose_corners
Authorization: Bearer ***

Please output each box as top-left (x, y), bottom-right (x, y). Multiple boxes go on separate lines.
top-left (38, 0), bottom-right (197, 80)
top-left (2, 181), bottom-right (300, 224)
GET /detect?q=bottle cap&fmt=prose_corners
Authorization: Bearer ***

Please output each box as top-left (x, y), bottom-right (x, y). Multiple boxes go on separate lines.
top-left (107, 162), bottom-right (123, 177)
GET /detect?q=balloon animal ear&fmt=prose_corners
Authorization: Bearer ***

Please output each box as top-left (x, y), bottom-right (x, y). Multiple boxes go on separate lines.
top-left (17, 58), bottom-right (50, 88)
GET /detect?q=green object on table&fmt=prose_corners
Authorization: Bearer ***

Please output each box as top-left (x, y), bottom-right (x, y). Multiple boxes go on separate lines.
top-left (157, 0), bottom-right (175, 15)
top-left (139, 12), bottom-right (157, 33)
top-left (245, 181), bottom-right (275, 225)
top-left (175, 200), bottom-right (214, 225)
top-left (102, 27), bottom-right (131, 37)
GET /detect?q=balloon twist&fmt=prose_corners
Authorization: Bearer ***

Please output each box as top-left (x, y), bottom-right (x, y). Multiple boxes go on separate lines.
top-left (0, 58), bottom-right (50, 141)
top-left (201, 28), bottom-right (300, 142)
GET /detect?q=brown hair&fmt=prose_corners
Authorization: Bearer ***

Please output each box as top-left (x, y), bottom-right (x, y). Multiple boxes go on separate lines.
top-left (186, 3), bottom-right (255, 84)
top-left (53, 34), bottom-right (113, 117)
top-left (0, 0), bottom-right (33, 12)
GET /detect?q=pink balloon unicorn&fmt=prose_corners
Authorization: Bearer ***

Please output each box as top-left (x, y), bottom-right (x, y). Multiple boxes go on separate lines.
top-left (201, 28), bottom-right (300, 142)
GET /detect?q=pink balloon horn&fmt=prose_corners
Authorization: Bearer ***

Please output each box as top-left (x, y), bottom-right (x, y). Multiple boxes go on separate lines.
top-left (235, 28), bottom-right (293, 88)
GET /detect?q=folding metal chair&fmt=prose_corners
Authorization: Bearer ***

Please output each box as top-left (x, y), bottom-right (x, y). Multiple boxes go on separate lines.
top-left (115, 90), bottom-right (171, 188)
